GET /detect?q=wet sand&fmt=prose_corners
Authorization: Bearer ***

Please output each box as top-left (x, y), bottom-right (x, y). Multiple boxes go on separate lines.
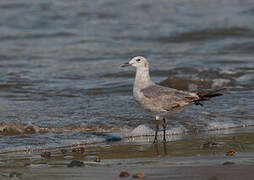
top-left (1, 131), bottom-right (254, 180)
top-left (1, 154), bottom-right (254, 180)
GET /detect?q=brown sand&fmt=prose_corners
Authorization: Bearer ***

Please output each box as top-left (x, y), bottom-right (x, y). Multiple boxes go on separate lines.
top-left (1, 153), bottom-right (254, 180)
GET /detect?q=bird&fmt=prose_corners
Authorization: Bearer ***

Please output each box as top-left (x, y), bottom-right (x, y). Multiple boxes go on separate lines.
top-left (120, 56), bottom-right (224, 143)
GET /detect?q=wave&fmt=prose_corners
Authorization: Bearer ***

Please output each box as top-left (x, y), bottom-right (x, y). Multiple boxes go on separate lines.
top-left (158, 27), bottom-right (253, 43)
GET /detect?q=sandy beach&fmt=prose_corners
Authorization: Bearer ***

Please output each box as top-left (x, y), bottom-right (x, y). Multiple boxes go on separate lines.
top-left (1, 152), bottom-right (254, 180)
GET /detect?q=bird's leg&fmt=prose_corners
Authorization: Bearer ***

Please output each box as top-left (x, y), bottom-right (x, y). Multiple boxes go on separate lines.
top-left (153, 116), bottom-right (160, 144)
top-left (162, 117), bottom-right (167, 142)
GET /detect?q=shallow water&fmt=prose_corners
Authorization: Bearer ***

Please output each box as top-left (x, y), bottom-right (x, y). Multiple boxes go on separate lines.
top-left (0, 0), bottom-right (254, 151)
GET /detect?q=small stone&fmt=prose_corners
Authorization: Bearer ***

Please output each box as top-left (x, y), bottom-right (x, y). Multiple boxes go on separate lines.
top-left (222, 161), bottom-right (235, 165)
top-left (119, 171), bottom-right (130, 177)
top-left (226, 150), bottom-right (236, 156)
top-left (72, 147), bottom-right (85, 154)
top-left (64, 155), bottom-right (73, 159)
top-left (133, 172), bottom-right (146, 178)
top-left (203, 142), bottom-right (218, 148)
top-left (67, 160), bottom-right (84, 168)
top-left (40, 151), bottom-right (51, 159)
top-left (94, 157), bottom-right (101, 162)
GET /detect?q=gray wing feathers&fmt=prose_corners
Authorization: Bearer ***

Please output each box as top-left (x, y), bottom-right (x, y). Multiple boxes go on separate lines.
top-left (141, 85), bottom-right (199, 111)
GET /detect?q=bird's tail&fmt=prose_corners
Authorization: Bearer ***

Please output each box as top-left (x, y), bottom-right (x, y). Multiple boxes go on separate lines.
top-left (193, 88), bottom-right (226, 106)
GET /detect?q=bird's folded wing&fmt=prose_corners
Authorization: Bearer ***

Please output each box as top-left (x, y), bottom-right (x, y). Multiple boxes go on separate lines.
top-left (141, 85), bottom-right (199, 111)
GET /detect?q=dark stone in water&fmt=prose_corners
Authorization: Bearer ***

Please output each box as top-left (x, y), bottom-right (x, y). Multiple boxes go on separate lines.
top-left (203, 142), bottom-right (218, 148)
top-left (40, 151), bottom-right (51, 159)
top-left (67, 160), bottom-right (84, 168)
top-left (91, 132), bottom-right (122, 142)
top-left (222, 161), bottom-right (235, 165)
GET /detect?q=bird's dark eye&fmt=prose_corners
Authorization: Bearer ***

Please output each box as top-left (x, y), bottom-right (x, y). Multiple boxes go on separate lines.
top-left (136, 59), bottom-right (141, 62)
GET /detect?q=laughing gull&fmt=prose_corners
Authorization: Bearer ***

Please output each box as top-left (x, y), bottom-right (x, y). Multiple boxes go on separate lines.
top-left (121, 56), bottom-right (224, 143)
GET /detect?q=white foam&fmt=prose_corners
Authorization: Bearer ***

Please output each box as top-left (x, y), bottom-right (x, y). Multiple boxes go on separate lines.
top-left (236, 74), bottom-right (254, 82)
top-left (128, 125), bottom-right (154, 137)
top-left (205, 122), bottom-right (238, 131)
top-left (161, 126), bottom-right (187, 135)
top-left (220, 70), bottom-right (237, 75)
top-left (212, 78), bottom-right (231, 88)
top-left (127, 124), bottom-right (187, 137)
top-left (240, 120), bottom-right (254, 127)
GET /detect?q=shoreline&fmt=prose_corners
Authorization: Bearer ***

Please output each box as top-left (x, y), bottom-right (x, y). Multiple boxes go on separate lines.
top-left (2, 125), bottom-right (254, 155)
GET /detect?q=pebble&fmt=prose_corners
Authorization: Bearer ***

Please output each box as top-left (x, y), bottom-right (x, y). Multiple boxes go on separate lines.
top-left (119, 171), bottom-right (130, 178)
top-left (203, 142), bottom-right (218, 148)
top-left (64, 155), bottom-right (73, 159)
top-left (226, 150), bottom-right (236, 156)
top-left (133, 172), bottom-right (146, 178)
top-left (67, 160), bottom-right (85, 168)
top-left (222, 161), bottom-right (235, 165)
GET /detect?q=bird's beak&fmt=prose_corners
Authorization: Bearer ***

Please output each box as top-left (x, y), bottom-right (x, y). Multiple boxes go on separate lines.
top-left (120, 62), bottom-right (132, 67)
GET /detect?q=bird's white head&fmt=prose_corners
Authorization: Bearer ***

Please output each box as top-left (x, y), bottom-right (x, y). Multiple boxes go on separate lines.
top-left (120, 56), bottom-right (149, 69)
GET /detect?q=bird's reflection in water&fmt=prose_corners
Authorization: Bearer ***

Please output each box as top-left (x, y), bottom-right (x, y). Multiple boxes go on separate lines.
top-left (153, 141), bottom-right (168, 156)
top-left (127, 135), bottom-right (173, 156)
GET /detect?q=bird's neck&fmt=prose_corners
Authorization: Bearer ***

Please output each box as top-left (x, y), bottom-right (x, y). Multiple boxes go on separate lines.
top-left (134, 67), bottom-right (153, 91)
